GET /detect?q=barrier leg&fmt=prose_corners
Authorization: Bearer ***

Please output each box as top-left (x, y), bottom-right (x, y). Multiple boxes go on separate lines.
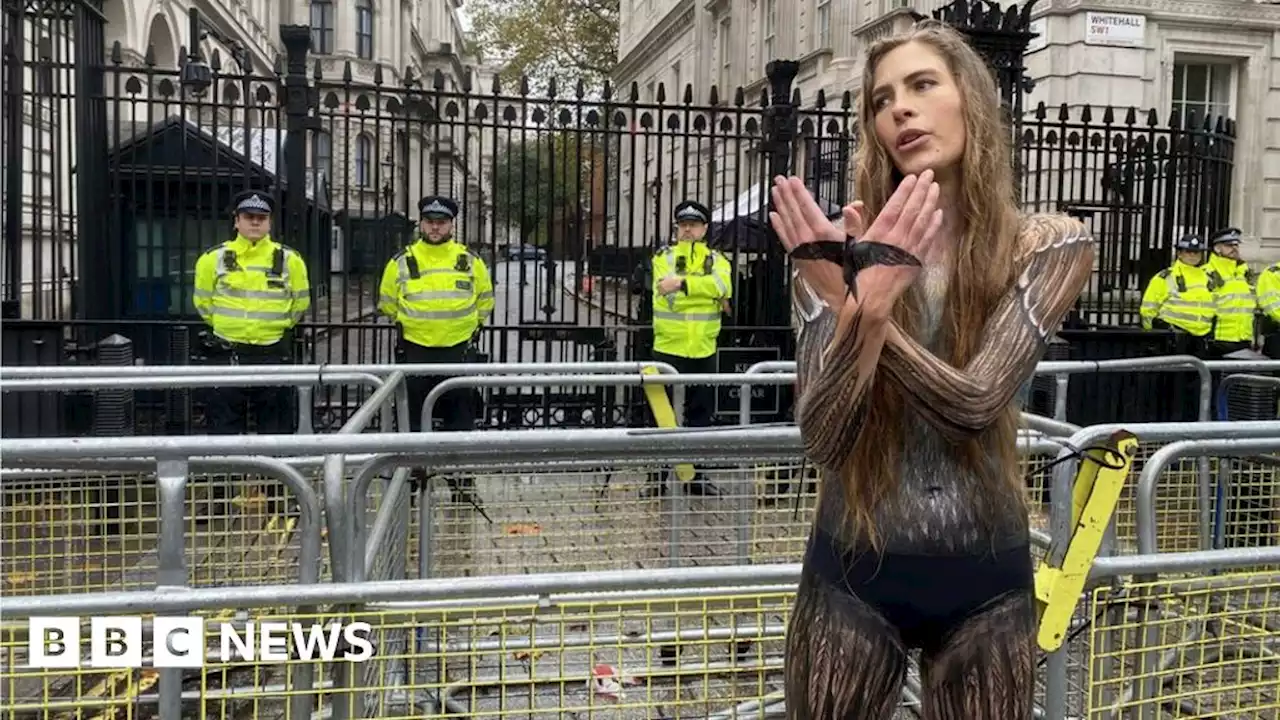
top-left (156, 459), bottom-right (188, 720)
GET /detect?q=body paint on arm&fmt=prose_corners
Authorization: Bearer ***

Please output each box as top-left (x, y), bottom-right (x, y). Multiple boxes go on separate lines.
top-left (878, 215), bottom-right (1096, 440)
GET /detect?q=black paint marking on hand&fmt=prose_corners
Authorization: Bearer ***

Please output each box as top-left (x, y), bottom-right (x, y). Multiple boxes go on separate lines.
top-left (788, 238), bottom-right (922, 299)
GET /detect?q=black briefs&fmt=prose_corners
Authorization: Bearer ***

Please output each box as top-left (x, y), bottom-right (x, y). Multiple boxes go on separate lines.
top-left (804, 528), bottom-right (1034, 653)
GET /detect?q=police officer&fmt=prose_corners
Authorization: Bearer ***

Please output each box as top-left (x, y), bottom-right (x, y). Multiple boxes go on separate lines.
top-left (1204, 227), bottom-right (1257, 358)
top-left (1139, 233), bottom-right (1214, 357)
top-left (647, 200), bottom-right (733, 496)
top-left (379, 195), bottom-right (495, 505)
top-left (193, 190), bottom-right (310, 434)
top-left (1251, 241), bottom-right (1280, 358)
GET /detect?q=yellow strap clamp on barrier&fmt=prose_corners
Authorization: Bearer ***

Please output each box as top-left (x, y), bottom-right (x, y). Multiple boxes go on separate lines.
top-left (1034, 429), bottom-right (1138, 652)
top-left (639, 366), bottom-right (696, 482)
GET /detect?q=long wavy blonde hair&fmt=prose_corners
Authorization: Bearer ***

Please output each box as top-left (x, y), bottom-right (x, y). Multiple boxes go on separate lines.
top-left (807, 20), bottom-right (1025, 545)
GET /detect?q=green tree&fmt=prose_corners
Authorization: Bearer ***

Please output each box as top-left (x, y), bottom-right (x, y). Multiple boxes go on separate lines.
top-left (491, 132), bottom-right (602, 252)
top-left (467, 0), bottom-right (619, 88)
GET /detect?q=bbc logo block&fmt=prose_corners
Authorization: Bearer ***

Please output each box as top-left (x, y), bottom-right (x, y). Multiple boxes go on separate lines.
top-left (27, 616), bottom-right (374, 669)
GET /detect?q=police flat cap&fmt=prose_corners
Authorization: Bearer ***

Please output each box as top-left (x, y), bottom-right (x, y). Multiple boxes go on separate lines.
top-left (232, 190), bottom-right (274, 215)
top-left (674, 201), bottom-right (710, 224)
top-left (1176, 234), bottom-right (1206, 251)
top-left (419, 195), bottom-right (459, 220)
top-left (1210, 227), bottom-right (1243, 245)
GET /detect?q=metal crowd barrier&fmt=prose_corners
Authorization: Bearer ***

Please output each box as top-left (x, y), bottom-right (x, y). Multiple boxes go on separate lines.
top-left (742, 354), bottom-right (1280, 420)
top-left (737, 357), bottom-right (1280, 560)
top-left (0, 360), bottom-right (682, 379)
top-left (3, 359), bottom-right (1274, 580)
top-left (0, 360), bottom-right (682, 435)
top-left (0, 371), bottom-right (388, 435)
top-left (2, 453), bottom-right (1278, 720)
top-left (3, 422), bottom-right (1280, 719)
top-left (420, 370), bottom-right (789, 431)
top-left (1039, 420), bottom-right (1280, 720)
top-left (4, 361), bottom-right (1280, 719)
top-left (3, 358), bottom-right (1274, 580)
top-left (4, 366), bottom-right (816, 605)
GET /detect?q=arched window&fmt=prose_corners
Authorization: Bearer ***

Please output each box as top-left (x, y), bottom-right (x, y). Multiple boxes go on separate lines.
top-left (354, 134), bottom-right (373, 188)
top-left (312, 131), bottom-right (332, 184)
top-left (355, 0), bottom-right (374, 60)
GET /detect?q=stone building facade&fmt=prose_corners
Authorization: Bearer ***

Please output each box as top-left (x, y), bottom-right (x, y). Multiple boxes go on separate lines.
top-left (5, 0), bottom-right (491, 317)
top-left (614, 0), bottom-right (1280, 259)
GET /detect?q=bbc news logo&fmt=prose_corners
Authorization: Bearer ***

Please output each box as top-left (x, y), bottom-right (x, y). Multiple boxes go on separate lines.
top-left (27, 617), bottom-right (375, 669)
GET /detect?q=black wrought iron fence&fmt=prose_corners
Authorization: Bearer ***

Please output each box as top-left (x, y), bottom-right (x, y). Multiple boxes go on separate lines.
top-left (1, 0), bottom-right (1241, 435)
top-left (1016, 103), bottom-right (1236, 326)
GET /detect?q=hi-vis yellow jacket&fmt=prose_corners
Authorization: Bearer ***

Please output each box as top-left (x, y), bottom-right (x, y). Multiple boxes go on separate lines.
top-left (193, 234), bottom-right (310, 345)
top-left (378, 238), bottom-right (495, 348)
top-left (1139, 260), bottom-right (1214, 336)
top-left (1256, 263), bottom-right (1280, 326)
top-left (1204, 253), bottom-right (1256, 343)
top-left (650, 240), bottom-right (733, 359)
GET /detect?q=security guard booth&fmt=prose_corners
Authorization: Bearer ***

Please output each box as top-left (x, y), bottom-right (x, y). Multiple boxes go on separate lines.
top-left (1139, 233), bottom-right (1214, 357)
top-left (1204, 227), bottom-right (1257, 358)
top-left (647, 200), bottom-right (733, 496)
top-left (192, 190), bottom-right (311, 434)
top-left (379, 195), bottom-right (495, 506)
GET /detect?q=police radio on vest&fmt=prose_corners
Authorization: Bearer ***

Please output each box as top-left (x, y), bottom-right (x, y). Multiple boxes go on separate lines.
top-left (26, 616), bottom-right (375, 669)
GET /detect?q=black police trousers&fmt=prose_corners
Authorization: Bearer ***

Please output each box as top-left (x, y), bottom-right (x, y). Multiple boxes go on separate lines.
top-left (201, 340), bottom-right (297, 435)
top-left (653, 351), bottom-right (716, 428)
top-left (400, 340), bottom-right (477, 432)
top-left (1208, 340), bottom-right (1252, 359)
top-left (1171, 330), bottom-right (1210, 359)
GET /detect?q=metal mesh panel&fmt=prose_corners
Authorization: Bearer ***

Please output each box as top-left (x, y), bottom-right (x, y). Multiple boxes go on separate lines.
top-left (1, 582), bottom-right (1097, 719)
top-left (360, 473), bottom-right (413, 715)
top-left (1086, 571), bottom-right (1280, 717)
top-left (1, 470), bottom-right (321, 596)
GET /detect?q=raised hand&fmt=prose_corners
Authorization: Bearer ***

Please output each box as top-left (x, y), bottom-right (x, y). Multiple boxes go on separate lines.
top-left (769, 177), bottom-right (847, 309)
top-left (770, 171), bottom-right (943, 314)
top-left (841, 170), bottom-right (944, 315)
top-left (769, 176), bottom-right (844, 252)
top-left (860, 170), bottom-right (943, 261)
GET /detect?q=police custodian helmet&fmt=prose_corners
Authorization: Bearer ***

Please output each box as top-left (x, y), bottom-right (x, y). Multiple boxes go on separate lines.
top-left (419, 195), bottom-right (459, 220)
top-left (673, 200), bottom-right (710, 224)
top-left (1175, 234), bottom-right (1206, 252)
top-left (231, 189), bottom-right (275, 216)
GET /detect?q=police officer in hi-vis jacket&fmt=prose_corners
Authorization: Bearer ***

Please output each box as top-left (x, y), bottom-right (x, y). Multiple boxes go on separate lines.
top-left (1139, 233), bottom-right (1213, 357)
top-left (379, 195), bottom-right (495, 508)
top-left (646, 200), bottom-right (733, 497)
top-left (193, 190), bottom-right (311, 434)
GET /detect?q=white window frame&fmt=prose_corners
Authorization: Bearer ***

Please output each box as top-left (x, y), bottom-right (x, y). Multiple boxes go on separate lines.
top-left (309, 0), bottom-right (334, 55)
top-left (816, 0), bottom-right (831, 50)
top-left (1158, 54), bottom-right (1239, 248)
top-left (718, 17), bottom-right (731, 91)
top-left (762, 0), bottom-right (776, 72)
top-left (355, 0), bottom-right (374, 60)
top-left (1170, 54), bottom-right (1238, 129)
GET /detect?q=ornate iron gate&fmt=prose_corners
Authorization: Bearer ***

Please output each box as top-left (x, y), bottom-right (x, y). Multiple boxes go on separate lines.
top-left (1, 0), bottom-right (1238, 433)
